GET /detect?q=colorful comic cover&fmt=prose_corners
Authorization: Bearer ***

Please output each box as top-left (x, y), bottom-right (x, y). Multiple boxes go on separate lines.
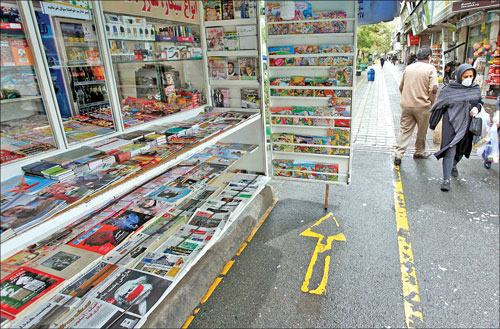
top-left (94, 268), bottom-right (172, 316)
top-left (206, 28), bottom-right (224, 50)
top-left (271, 133), bottom-right (294, 152)
top-left (290, 77), bottom-right (306, 86)
top-left (292, 107), bottom-right (314, 126)
top-left (315, 163), bottom-right (339, 181)
top-left (293, 57), bottom-right (318, 66)
top-left (312, 137), bottom-right (332, 155)
top-left (268, 46), bottom-right (294, 55)
top-left (333, 107), bottom-right (351, 127)
top-left (0, 267), bottom-right (64, 316)
top-left (294, 89), bottom-right (314, 97)
top-left (292, 161), bottom-right (316, 180)
top-left (313, 108), bottom-right (333, 126)
top-left (238, 57), bottom-right (256, 80)
top-left (204, 0), bottom-right (222, 21)
top-left (293, 1), bottom-right (312, 20)
top-left (270, 77), bottom-right (291, 86)
top-left (270, 107), bottom-right (293, 125)
top-left (266, 2), bottom-right (281, 22)
top-left (272, 160), bottom-right (293, 177)
top-left (328, 97), bottom-right (352, 107)
top-left (294, 135), bottom-right (314, 153)
top-left (294, 45), bottom-right (318, 54)
top-left (328, 128), bottom-right (350, 146)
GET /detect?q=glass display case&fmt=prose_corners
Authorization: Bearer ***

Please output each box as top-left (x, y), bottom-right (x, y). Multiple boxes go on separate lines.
top-left (0, 1), bottom-right (58, 164)
top-left (101, 10), bottom-right (206, 128)
top-left (31, 0), bottom-right (116, 144)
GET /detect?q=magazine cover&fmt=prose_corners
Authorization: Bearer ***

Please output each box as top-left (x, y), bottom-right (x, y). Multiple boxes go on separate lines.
top-left (9, 38), bottom-right (34, 66)
top-left (270, 107), bottom-right (293, 125)
top-left (294, 135), bottom-right (314, 153)
top-left (222, 0), bottom-right (235, 20)
top-left (134, 252), bottom-right (185, 279)
top-left (292, 107), bottom-right (314, 126)
top-left (241, 88), bottom-right (259, 109)
top-left (35, 245), bottom-right (100, 279)
top-left (146, 186), bottom-right (192, 204)
top-left (213, 88), bottom-right (230, 108)
top-left (328, 128), bottom-right (350, 146)
top-left (223, 31), bottom-right (239, 51)
top-left (271, 133), bottom-right (294, 152)
top-left (203, 0), bottom-right (222, 21)
top-left (238, 57), bottom-right (256, 79)
top-left (294, 0), bottom-right (312, 20)
top-left (188, 210), bottom-right (226, 228)
top-left (227, 61), bottom-right (239, 80)
top-left (11, 293), bottom-right (75, 329)
top-left (206, 28), bottom-right (224, 50)
top-left (293, 161), bottom-right (317, 180)
top-left (1, 176), bottom-right (56, 197)
top-left (208, 56), bottom-right (228, 80)
top-left (56, 297), bottom-right (142, 329)
top-left (69, 224), bottom-right (131, 255)
top-left (1, 193), bottom-right (64, 233)
top-left (101, 210), bottom-right (153, 232)
top-left (0, 267), bottom-right (64, 316)
top-left (94, 268), bottom-right (172, 316)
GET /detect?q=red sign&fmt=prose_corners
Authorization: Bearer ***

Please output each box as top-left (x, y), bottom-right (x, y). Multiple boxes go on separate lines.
top-left (408, 34), bottom-right (420, 45)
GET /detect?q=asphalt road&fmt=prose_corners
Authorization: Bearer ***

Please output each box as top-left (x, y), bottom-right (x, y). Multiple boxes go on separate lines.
top-left (189, 150), bottom-right (499, 328)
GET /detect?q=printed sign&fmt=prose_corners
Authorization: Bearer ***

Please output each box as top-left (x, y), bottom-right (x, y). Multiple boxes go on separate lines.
top-left (452, 0), bottom-right (499, 13)
top-left (102, 0), bottom-right (199, 24)
top-left (408, 33), bottom-right (421, 45)
top-left (41, 1), bottom-right (90, 20)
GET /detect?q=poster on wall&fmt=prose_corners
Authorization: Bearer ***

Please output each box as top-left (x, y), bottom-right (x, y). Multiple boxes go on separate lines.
top-left (101, 0), bottom-right (199, 24)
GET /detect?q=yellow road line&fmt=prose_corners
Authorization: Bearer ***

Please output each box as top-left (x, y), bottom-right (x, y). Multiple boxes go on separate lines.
top-left (181, 316), bottom-right (195, 329)
top-left (200, 277), bottom-right (223, 304)
top-left (235, 242), bottom-right (247, 256)
top-left (393, 165), bottom-right (424, 328)
top-left (220, 260), bottom-right (235, 275)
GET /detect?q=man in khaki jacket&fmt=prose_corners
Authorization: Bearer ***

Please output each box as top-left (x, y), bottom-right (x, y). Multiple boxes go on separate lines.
top-left (394, 47), bottom-right (438, 166)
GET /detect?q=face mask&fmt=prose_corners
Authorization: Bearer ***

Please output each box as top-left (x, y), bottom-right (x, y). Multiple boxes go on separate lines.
top-left (461, 78), bottom-right (473, 87)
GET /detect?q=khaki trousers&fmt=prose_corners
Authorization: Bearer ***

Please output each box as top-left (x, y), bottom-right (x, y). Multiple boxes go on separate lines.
top-left (394, 106), bottom-right (431, 159)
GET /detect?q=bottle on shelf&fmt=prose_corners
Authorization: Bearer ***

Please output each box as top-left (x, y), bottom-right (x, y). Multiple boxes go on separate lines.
top-left (76, 88), bottom-right (86, 106)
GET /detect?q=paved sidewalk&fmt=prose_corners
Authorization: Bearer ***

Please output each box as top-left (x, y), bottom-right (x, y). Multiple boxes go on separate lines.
top-left (353, 63), bottom-right (438, 154)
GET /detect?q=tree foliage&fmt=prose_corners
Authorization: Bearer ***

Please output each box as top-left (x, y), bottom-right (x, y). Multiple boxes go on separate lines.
top-left (357, 21), bottom-right (395, 60)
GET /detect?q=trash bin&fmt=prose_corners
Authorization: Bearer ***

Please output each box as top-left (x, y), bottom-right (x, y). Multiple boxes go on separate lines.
top-left (367, 68), bottom-right (375, 81)
top-left (360, 64), bottom-right (366, 71)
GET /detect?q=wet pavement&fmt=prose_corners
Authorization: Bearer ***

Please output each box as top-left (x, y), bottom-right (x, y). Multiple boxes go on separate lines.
top-left (187, 63), bottom-right (499, 328)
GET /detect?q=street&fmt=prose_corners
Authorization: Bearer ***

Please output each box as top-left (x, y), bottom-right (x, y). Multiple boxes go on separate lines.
top-left (187, 63), bottom-right (500, 328)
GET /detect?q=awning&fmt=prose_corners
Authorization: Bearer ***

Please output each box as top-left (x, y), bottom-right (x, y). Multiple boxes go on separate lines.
top-left (357, 0), bottom-right (401, 26)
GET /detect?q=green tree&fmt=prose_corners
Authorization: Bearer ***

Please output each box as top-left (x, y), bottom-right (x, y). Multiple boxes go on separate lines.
top-left (357, 21), bottom-right (395, 64)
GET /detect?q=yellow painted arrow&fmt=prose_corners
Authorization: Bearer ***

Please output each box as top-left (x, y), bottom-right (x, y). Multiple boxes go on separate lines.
top-left (300, 212), bottom-right (346, 295)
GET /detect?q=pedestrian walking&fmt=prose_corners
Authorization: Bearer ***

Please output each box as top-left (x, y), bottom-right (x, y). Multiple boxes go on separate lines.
top-left (394, 47), bottom-right (438, 166)
top-left (429, 64), bottom-right (483, 191)
top-left (380, 56), bottom-right (385, 68)
top-left (483, 96), bottom-right (499, 169)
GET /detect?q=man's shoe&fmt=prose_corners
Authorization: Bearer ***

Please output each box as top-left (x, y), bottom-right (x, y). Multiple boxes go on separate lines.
top-left (440, 180), bottom-right (450, 192)
top-left (484, 161), bottom-right (492, 169)
top-left (394, 158), bottom-right (401, 166)
top-left (413, 152), bottom-right (431, 159)
top-left (451, 167), bottom-right (459, 177)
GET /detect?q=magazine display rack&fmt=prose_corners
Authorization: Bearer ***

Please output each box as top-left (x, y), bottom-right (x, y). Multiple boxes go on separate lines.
top-left (265, 1), bottom-right (357, 187)
top-left (1, 1), bottom-right (271, 327)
